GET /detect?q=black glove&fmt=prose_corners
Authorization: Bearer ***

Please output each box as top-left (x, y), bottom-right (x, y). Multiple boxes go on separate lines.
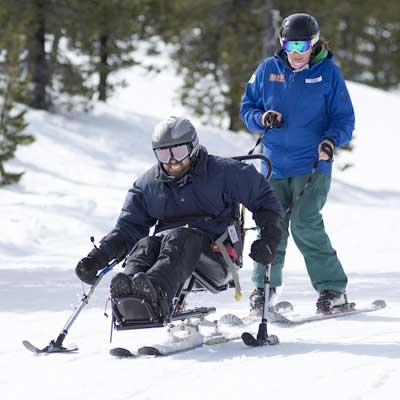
top-left (75, 231), bottom-right (127, 285)
top-left (249, 223), bottom-right (282, 265)
top-left (261, 110), bottom-right (283, 128)
top-left (318, 138), bottom-right (335, 161)
top-left (75, 257), bottom-right (100, 285)
top-left (75, 248), bottom-right (109, 285)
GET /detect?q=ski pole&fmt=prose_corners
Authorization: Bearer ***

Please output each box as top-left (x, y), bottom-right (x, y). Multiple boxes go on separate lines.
top-left (53, 260), bottom-right (118, 348)
top-left (283, 159), bottom-right (319, 216)
top-left (284, 140), bottom-right (335, 215)
top-left (23, 257), bottom-right (120, 354)
top-left (247, 119), bottom-right (275, 156)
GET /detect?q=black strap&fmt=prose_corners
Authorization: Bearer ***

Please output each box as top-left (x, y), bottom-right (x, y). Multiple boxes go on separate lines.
top-left (154, 213), bottom-right (236, 233)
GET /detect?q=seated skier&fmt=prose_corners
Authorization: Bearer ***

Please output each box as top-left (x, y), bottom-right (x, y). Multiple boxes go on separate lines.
top-left (75, 116), bottom-right (283, 319)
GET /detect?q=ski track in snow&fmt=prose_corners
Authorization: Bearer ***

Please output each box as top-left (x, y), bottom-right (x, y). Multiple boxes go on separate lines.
top-left (1, 75), bottom-right (400, 399)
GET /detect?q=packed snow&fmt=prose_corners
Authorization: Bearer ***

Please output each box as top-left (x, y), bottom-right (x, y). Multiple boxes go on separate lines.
top-left (1, 56), bottom-right (400, 400)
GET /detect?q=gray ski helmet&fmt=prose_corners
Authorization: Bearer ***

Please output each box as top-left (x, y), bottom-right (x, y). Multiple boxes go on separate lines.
top-left (152, 116), bottom-right (199, 156)
top-left (279, 13), bottom-right (320, 46)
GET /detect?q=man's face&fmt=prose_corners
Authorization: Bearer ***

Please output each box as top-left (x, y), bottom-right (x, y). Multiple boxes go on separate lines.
top-left (154, 143), bottom-right (193, 177)
top-left (163, 157), bottom-right (191, 177)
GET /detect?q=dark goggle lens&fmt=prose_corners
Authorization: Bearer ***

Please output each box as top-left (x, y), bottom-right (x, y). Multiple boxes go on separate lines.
top-left (155, 144), bottom-right (191, 164)
top-left (283, 40), bottom-right (312, 54)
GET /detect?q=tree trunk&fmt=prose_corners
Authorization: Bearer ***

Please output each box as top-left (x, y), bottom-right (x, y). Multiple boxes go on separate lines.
top-left (98, 34), bottom-right (109, 102)
top-left (29, 0), bottom-right (49, 110)
top-left (228, 113), bottom-right (242, 131)
top-left (262, 0), bottom-right (279, 58)
top-left (228, 98), bottom-right (242, 131)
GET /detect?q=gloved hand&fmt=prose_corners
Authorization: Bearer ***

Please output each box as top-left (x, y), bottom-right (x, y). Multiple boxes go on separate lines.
top-left (318, 138), bottom-right (335, 161)
top-left (249, 223), bottom-right (282, 265)
top-left (75, 231), bottom-right (127, 285)
top-left (75, 248), bottom-right (109, 285)
top-left (261, 110), bottom-right (283, 128)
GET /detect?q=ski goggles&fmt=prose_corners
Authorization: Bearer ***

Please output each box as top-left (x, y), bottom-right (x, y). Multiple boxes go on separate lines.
top-left (154, 144), bottom-right (192, 164)
top-left (282, 40), bottom-right (312, 54)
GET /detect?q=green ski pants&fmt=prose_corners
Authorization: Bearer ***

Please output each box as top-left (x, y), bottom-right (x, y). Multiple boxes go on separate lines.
top-left (252, 173), bottom-right (348, 293)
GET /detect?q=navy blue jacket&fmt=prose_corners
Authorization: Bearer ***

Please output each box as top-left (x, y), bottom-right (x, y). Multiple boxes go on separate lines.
top-left (112, 147), bottom-right (283, 252)
top-left (240, 49), bottom-right (355, 178)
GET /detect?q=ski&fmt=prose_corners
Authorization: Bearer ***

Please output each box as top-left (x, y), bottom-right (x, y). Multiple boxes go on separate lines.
top-left (220, 300), bottom-right (387, 327)
top-left (110, 332), bottom-right (247, 358)
top-left (270, 299), bottom-right (386, 326)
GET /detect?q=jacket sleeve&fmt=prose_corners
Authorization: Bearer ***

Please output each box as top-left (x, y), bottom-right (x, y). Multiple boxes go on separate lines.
top-left (113, 180), bottom-right (157, 252)
top-left (323, 65), bottom-right (355, 147)
top-left (224, 160), bottom-right (283, 221)
top-left (240, 62), bottom-right (267, 133)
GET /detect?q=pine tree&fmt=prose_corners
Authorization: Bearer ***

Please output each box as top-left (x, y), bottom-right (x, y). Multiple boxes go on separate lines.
top-left (163, 0), bottom-right (271, 131)
top-left (64, 0), bottom-right (165, 102)
top-left (0, 25), bottom-right (35, 186)
top-left (160, 0), bottom-right (400, 132)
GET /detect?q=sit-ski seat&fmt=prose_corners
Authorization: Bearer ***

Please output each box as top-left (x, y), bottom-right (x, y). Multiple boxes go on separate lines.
top-left (111, 222), bottom-right (242, 330)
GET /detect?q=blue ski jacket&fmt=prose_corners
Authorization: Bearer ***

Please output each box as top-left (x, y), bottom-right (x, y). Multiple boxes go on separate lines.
top-left (112, 147), bottom-right (283, 251)
top-left (240, 49), bottom-right (355, 178)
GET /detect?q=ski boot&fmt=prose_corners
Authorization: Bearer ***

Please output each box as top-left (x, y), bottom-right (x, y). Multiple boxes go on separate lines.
top-left (316, 290), bottom-right (348, 314)
top-left (111, 272), bottom-right (170, 318)
top-left (249, 287), bottom-right (277, 316)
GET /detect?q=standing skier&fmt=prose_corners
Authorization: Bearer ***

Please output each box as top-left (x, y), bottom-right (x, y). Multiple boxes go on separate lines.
top-left (240, 13), bottom-right (355, 313)
top-left (75, 116), bottom-right (283, 319)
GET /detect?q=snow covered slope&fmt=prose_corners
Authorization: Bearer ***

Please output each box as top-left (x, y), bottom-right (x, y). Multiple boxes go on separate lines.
top-left (1, 69), bottom-right (400, 400)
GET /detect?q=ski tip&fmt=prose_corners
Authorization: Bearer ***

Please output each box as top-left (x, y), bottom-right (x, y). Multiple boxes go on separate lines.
top-left (138, 346), bottom-right (163, 356)
top-left (110, 347), bottom-right (136, 358)
top-left (372, 299), bottom-right (386, 309)
top-left (273, 301), bottom-right (294, 313)
top-left (219, 313), bottom-right (245, 326)
top-left (241, 332), bottom-right (260, 347)
top-left (22, 340), bottom-right (41, 354)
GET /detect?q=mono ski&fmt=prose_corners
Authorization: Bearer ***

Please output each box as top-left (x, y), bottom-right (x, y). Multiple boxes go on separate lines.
top-left (110, 332), bottom-right (247, 358)
top-left (110, 317), bottom-right (260, 358)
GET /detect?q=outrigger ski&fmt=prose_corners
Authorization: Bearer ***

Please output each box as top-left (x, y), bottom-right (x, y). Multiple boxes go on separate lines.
top-left (22, 339), bottom-right (78, 354)
top-left (22, 256), bottom-right (121, 356)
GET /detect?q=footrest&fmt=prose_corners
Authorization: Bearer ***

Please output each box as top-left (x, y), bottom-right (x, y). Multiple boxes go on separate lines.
top-left (112, 296), bottom-right (160, 329)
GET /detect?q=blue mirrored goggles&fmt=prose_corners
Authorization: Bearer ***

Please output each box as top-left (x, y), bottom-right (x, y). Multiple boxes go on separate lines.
top-left (283, 40), bottom-right (312, 54)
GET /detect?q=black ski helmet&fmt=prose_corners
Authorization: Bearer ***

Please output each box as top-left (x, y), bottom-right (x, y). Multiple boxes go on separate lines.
top-left (279, 13), bottom-right (320, 46)
top-left (152, 116), bottom-right (200, 157)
